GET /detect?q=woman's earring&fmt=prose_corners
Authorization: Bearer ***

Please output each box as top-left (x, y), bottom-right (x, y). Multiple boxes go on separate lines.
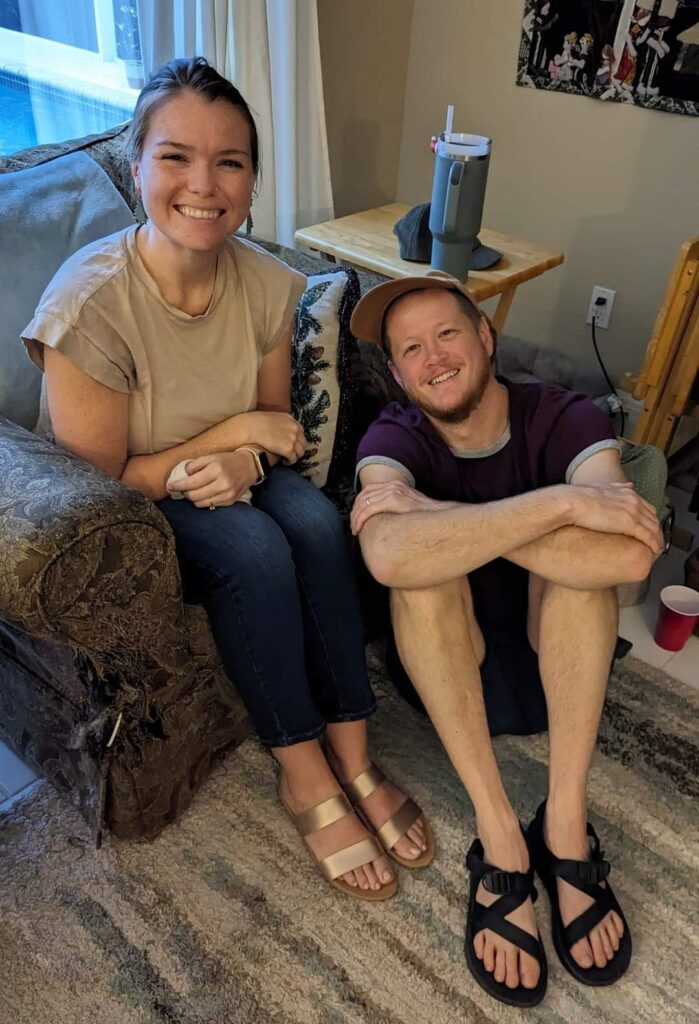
top-left (134, 185), bottom-right (146, 224)
top-left (246, 209), bottom-right (254, 237)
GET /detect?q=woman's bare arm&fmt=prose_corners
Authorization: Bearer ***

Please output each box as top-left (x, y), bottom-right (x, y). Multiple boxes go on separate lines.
top-left (44, 347), bottom-right (129, 479)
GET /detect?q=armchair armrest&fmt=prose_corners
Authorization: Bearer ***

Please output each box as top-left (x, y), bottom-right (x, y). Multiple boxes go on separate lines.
top-left (0, 416), bottom-right (185, 683)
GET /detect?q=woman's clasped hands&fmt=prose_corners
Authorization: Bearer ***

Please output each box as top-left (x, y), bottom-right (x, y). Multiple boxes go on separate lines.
top-left (167, 411), bottom-right (306, 507)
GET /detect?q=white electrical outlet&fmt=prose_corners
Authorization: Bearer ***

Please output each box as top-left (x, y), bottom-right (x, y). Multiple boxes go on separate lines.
top-left (586, 286), bottom-right (616, 329)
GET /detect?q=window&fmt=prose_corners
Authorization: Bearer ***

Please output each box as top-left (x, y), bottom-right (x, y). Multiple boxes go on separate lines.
top-left (0, 0), bottom-right (142, 156)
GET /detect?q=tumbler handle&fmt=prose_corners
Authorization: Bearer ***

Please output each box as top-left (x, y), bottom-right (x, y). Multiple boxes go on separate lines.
top-left (442, 160), bottom-right (464, 235)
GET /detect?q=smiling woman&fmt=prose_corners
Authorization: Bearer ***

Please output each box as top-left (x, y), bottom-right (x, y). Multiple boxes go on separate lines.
top-left (20, 56), bottom-right (434, 903)
top-left (130, 90), bottom-right (257, 287)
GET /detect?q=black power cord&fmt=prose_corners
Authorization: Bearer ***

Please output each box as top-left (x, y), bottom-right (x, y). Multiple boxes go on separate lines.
top-left (590, 296), bottom-right (625, 437)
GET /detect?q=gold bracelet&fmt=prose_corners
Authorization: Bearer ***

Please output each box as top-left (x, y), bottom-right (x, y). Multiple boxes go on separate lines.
top-left (235, 445), bottom-right (265, 485)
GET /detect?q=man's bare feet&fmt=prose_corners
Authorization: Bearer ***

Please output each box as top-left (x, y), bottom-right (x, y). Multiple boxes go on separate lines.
top-left (278, 769), bottom-right (395, 892)
top-left (472, 819), bottom-right (542, 991)
top-left (544, 802), bottom-right (624, 970)
top-left (325, 743), bottom-right (428, 862)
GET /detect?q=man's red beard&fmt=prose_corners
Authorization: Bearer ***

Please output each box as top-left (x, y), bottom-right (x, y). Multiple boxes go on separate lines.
top-left (405, 349), bottom-right (492, 425)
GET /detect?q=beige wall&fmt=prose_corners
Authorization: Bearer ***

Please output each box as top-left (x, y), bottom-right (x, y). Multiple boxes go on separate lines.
top-left (396, 0), bottom-right (699, 381)
top-left (317, 0), bottom-right (414, 218)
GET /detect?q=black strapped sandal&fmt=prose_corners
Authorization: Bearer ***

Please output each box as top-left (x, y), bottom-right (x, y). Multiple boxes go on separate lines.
top-left (526, 801), bottom-right (632, 986)
top-left (464, 838), bottom-right (548, 1007)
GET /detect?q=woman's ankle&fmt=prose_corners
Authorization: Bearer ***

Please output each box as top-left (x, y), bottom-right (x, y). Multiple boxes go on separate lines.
top-left (274, 740), bottom-right (342, 811)
top-left (324, 724), bottom-right (371, 783)
top-left (278, 764), bottom-right (341, 812)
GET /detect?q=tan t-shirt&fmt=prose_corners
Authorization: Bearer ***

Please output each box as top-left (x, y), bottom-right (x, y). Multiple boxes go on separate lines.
top-left (22, 225), bottom-right (306, 455)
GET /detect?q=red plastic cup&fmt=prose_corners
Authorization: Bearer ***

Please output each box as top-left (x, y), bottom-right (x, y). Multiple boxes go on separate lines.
top-left (654, 585), bottom-right (699, 652)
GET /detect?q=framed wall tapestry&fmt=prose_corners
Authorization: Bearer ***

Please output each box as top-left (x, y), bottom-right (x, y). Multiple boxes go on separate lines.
top-left (517, 0), bottom-right (699, 117)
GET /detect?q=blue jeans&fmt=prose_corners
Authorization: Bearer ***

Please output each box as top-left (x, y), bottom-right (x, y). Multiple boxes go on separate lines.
top-left (158, 466), bottom-right (376, 747)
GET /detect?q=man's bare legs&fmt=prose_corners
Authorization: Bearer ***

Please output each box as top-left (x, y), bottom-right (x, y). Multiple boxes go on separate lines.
top-left (528, 576), bottom-right (625, 969)
top-left (391, 578), bottom-right (541, 991)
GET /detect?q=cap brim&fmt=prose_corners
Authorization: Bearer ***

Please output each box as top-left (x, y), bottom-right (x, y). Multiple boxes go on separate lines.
top-left (470, 244), bottom-right (502, 271)
top-left (350, 271), bottom-right (479, 345)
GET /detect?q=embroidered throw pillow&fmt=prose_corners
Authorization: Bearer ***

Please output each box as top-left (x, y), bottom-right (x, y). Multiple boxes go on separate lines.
top-left (292, 267), bottom-right (360, 489)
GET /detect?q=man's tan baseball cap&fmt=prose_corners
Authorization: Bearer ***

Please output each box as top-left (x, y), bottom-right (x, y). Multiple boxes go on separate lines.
top-left (349, 270), bottom-right (481, 346)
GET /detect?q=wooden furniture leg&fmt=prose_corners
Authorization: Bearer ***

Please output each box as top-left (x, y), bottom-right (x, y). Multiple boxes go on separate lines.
top-left (491, 285), bottom-right (517, 333)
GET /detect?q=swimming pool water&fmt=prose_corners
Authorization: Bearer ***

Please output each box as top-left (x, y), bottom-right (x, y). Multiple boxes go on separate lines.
top-left (0, 74), bottom-right (133, 156)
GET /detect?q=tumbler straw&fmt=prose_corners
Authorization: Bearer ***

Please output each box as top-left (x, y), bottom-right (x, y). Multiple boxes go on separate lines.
top-left (444, 104), bottom-right (454, 141)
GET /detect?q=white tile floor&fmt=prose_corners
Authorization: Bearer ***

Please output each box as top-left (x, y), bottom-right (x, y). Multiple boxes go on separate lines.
top-left (0, 490), bottom-right (697, 807)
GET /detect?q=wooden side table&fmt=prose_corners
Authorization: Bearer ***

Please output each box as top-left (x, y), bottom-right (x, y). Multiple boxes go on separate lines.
top-left (295, 203), bottom-right (564, 333)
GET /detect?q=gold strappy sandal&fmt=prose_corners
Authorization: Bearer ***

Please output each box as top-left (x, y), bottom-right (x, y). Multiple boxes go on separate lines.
top-left (279, 787), bottom-right (398, 901)
top-left (342, 764), bottom-right (436, 869)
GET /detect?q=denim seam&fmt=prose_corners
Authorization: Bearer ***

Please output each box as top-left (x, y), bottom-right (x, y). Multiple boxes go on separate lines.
top-left (292, 563), bottom-right (350, 716)
top-left (324, 703), bottom-right (377, 725)
top-left (253, 468), bottom-right (358, 717)
top-left (202, 559), bottom-right (316, 746)
top-left (258, 721), bottom-right (327, 749)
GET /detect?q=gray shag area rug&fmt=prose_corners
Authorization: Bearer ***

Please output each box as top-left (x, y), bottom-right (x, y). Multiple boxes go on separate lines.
top-left (1, 649), bottom-right (697, 1024)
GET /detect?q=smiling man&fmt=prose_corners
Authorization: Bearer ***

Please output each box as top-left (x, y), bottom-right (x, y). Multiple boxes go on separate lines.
top-left (349, 272), bottom-right (662, 1007)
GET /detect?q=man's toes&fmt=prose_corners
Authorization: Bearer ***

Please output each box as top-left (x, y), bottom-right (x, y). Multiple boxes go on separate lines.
top-left (597, 923), bottom-right (613, 961)
top-left (606, 918), bottom-right (620, 952)
top-left (520, 953), bottom-right (541, 990)
top-left (505, 947), bottom-right (520, 989)
top-left (611, 910), bottom-right (625, 939)
top-left (494, 947), bottom-right (507, 984)
top-left (483, 934), bottom-right (496, 973)
top-left (571, 937), bottom-right (595, 969)
top-left (589, 927), bottom-right (608, 968)
top-left (473, 932), bottom-right (485, 960)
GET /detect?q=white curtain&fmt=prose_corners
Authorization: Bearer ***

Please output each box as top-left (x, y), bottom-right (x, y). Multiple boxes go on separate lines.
top-left (136, 0), bottom-right (233, 80)
top-left (136, 0), bottom-right (334, 245)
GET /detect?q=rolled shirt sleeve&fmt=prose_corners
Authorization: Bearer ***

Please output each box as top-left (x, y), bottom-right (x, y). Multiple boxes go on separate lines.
top-left (541, 391), bottom-right (621, 484)
top-left (355, 402), bottom-right (435, 490)
top-left (22, 307), bottom-right (134, 392)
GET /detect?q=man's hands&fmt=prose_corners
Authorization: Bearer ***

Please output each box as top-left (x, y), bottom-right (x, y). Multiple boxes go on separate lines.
top-left (168, 450), bottom-right (259, 507)
top-left (567, 481), bottom-right (663, 555)
top-left (243, 411), bottom-right (306, 464)
top-left (350, 480), bottom-right (458, 535)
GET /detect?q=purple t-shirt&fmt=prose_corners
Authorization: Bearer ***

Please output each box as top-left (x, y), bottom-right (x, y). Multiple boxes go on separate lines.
top-left (356, 379), bottom-right (620, 631)
top-left (356, 379), bottom-right (619, 504)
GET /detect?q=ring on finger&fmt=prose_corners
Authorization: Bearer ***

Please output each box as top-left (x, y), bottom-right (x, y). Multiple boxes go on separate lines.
top-left (209, 501), bottom-right (216, 511)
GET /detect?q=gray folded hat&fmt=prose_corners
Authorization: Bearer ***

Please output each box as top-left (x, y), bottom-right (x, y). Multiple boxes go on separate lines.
top-left (393, 202), bottom-right (502, 271)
